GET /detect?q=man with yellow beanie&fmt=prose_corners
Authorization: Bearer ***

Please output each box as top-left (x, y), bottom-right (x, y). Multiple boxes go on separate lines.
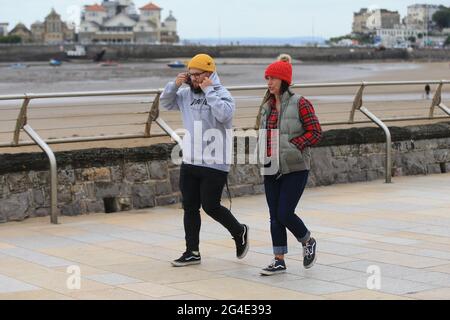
top-left (160, 53), bottom-right (249, 267)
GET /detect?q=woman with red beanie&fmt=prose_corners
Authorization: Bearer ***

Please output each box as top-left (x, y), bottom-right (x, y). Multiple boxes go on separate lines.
top-left (256, 54), bottom-right (322, 276)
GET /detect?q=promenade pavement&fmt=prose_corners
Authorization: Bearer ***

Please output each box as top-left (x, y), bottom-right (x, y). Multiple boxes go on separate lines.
top-left (0, 173), bottom-right (449, 300)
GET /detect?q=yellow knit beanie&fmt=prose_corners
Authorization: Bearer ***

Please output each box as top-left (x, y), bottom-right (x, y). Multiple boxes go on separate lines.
top-left (187, 54), bottom-right (216, 72)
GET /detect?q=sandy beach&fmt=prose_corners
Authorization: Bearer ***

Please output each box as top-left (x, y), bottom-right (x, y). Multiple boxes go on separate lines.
top-left (0, 59), bottom-right (449, 153)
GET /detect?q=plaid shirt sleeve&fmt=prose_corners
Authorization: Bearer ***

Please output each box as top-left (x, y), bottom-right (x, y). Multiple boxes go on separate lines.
top-left (290, 97), bottom-right (322, 151)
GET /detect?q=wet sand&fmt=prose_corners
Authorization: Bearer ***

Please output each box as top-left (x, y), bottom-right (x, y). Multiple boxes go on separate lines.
top-left (0, 60), bottom-right (449, 153)
top-left (1, 59), bottom-right (449, 94)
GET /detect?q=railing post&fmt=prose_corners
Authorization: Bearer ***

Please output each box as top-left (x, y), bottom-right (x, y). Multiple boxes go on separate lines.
top-left (436, 82), bottom-right (449, 116)
top-left (23, 125), bottom-right (59, 224)
top-left (349, 82), bottom-right (365, 124)
top-left (13, 97), bottom-right (31, 146)
top-left (155, 118), bottom-right (183, 146)
top-left (429, 82), bottom-right (443, 119)
top-left (144, 92), bottom-right (161, 138)
top-left (360, 107), bottom-right (392, 184)
top-left (439, 103), bottom-right (450, 116)
top-left (142, 90), bottom-right (182, 145)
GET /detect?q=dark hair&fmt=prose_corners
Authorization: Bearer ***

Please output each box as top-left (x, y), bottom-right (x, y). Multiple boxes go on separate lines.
top-left (280, 81), bottom-right (291, 95)
top-left (270, 80), bottom-right (292, 98)
top-left (267, 80), bottom-right (293, 102)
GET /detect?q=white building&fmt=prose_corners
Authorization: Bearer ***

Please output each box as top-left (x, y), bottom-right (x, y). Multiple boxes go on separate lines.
top-left (405, 4), bottom-right (441, 31)
top-left (0, 23), bottom-right (8, 36)
top-left (161, 11), bottom-right (179, 44)
top-left (366, 9), bottom-right (401, 31)
top-left (376, 26), bottom-right (425, 47)
top-left (79, 1), bottom-right (178, 44)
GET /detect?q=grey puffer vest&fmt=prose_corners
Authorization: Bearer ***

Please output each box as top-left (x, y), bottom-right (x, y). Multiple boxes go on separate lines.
top-left (258, 90), bottom-right (312, 175)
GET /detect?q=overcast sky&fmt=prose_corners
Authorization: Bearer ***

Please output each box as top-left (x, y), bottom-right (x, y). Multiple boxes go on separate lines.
top-left (0, 0), bottom-right (445, 39)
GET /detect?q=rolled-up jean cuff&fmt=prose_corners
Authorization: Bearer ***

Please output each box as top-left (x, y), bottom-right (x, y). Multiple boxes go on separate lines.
top-left (273, 246), bottom-right (288, 255)
top-left (298, 231), bottom-right (311, 244)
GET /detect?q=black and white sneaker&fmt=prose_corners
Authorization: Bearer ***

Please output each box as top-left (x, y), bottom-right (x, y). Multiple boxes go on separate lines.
top-left (234, 224), bottom-right (249, 259)
top-left (171, 252), bottom-right (201, 267)
top-left (260, 258), bottom-right (287, 276)
top-left (303, 237), bottom-right (317, 269)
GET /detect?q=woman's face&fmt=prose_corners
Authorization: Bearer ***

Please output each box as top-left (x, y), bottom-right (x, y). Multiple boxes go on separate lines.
top-left (266, 76), bottom-right (282, 95)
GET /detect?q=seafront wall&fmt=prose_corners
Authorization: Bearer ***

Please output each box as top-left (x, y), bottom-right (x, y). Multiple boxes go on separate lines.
top-left (0, 44), bottom-right (449, 62)
top-left (1, 122), bottom-right (449, 223)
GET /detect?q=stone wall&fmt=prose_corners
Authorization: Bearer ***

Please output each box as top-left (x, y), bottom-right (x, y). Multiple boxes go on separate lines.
top-left (1, 43), bottom-right (449, 62)
top-left (0, 122), bottom-right (449, 223)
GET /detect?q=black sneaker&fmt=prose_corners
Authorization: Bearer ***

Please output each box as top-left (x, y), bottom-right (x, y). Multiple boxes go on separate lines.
top-left (233, 224), bottom-right (249, 259)
top-left (171, 252), bottom-right (201, 267)
top-left (260, 258), bottom-right (287, 276)
top-left (303, 237), bottom-right (317, 269)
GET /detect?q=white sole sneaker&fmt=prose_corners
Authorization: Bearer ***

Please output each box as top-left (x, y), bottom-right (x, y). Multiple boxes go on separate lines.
top-left (260, 269), bottom-right (287, 276)
top-left (304, 251), bottom-right (317, 270)
top-left (237, 225), bottom-right (250, 260)
top-left (171, 260), bottom-right (201, 267)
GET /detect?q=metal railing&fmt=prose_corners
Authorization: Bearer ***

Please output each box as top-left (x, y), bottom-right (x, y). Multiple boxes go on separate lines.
top-left (0, 80), bottom-right (448, 224)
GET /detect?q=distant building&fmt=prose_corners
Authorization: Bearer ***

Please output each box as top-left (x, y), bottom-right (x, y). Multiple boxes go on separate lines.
top-left (134, 2), bottom-right (162, 44)
top-left (376, 26), bottom-right (424, 47)
top-left (352, 8), bottom-right (371, 33)
top-left (8, 23), bottom-right (32, 42)
top-left (353, 8), bottom-right (400, 34)
top-left (405, 4), bottom-right (441, 31)
top-left (79, 1), bottom-right (179, 44)
top-left (366, 9), bottom-right (401, 31)
top-left (0, 23), bottom-right (8, 36)
top-left (31, 22), bottom-right (45, 42)
top-left (160, 11), bottom-right (179, 43)
top-left (30, 9), bottom-right (75, 44)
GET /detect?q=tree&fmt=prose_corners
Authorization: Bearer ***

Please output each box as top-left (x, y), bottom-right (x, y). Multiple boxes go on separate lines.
top-left (0, 35), bottom-right (22, 44)
top-left (408, 36), bottom-right (416, 43)
top-left (432, 7), bottom-right (450, 30)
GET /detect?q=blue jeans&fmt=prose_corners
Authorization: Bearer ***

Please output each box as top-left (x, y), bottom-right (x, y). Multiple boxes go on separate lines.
top-left (264, 170), bottom-right (311, 255)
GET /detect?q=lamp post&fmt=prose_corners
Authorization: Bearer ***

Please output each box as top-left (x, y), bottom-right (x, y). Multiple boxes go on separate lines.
top-left (425, 5), bottom-right (429, 48)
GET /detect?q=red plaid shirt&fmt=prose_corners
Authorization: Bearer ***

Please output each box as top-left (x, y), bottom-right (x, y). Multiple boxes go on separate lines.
top-left (266, 96), bottom-right (322, 157)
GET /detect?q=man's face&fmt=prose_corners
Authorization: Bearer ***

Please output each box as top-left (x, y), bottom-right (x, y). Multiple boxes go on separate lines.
top-left (188, 68), bottom-right (211, 89)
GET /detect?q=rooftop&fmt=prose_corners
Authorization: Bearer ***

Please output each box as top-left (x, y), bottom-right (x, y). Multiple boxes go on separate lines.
top-left (140, 2), bottom-right (162, 11)
top-left (85, 4), bottom-right (107, 12)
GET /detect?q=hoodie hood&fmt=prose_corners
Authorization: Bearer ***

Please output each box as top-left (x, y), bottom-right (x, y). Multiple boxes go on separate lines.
top-left (207, 72), bottom-right (223, 89)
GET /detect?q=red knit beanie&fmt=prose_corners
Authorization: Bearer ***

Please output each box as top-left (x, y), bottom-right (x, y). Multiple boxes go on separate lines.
top-left (265, 54), bottom-right (293, 85)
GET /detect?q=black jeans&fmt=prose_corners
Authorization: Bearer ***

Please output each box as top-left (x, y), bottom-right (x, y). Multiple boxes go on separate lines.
top-left (180, 163), bottom-right (243, 253)
top-left (264, 170), bottom-right (311, 255)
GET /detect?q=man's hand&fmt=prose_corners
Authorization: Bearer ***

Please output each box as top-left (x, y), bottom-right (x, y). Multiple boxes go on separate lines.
top-left (175, 73), bottom-right (188, 87)
top-left (200, 77), bottom-right (213, 90)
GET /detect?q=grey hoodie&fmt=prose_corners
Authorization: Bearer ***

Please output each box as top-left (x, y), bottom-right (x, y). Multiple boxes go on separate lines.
top-left (160, 72), bottom-right (235, 172)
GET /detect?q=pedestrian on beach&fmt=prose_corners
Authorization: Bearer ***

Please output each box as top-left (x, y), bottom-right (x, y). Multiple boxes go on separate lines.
top-left (256, 54), bottom-right (322, 276)
top-left (160, 53), bottom-right (249, 267)
top-left (425, 84), bottom-right (431, 100)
